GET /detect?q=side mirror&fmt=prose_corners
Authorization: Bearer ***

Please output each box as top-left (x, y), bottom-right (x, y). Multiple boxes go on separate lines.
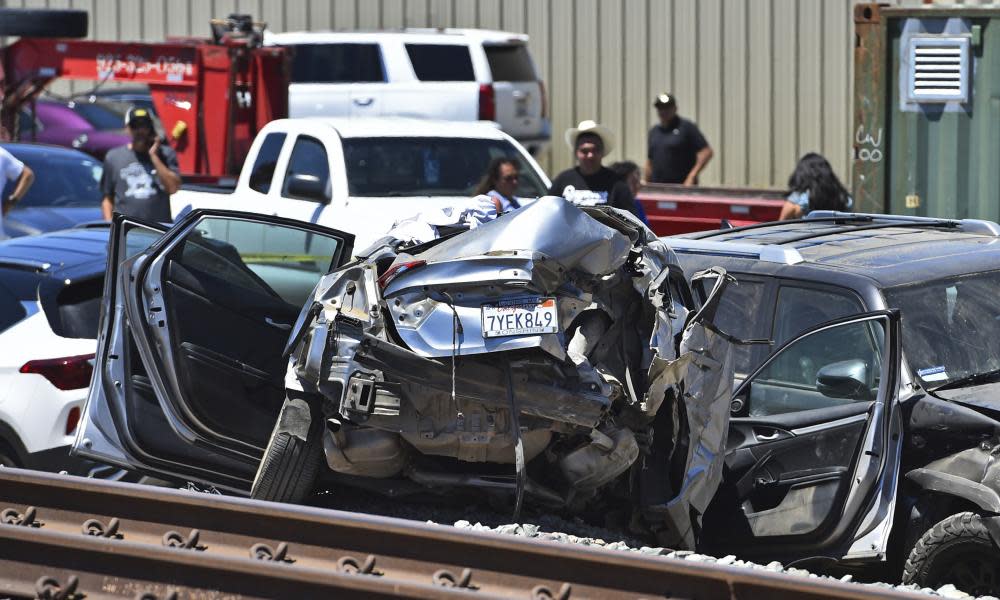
top-left (816, 359), bottom-right (870, 400)
top-left (286, 174), bottom-right (329, 203)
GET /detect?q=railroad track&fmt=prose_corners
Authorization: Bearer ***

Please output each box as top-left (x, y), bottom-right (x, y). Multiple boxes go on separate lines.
top-left (0, 468), bottom-right (922, 599)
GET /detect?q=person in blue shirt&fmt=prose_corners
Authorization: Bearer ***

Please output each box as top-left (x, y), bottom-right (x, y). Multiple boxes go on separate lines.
top-left (780, 153), bottom-right (853, 220)
top-left (474, 157), bottom-right (522, 213)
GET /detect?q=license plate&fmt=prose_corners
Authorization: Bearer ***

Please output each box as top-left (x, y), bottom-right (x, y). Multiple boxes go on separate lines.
top-left (481, 297), bottom-right (558, 338)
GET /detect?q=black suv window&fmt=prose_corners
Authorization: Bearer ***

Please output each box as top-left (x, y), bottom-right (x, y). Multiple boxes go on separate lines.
top-left (773, 285), bottom-right (864, 347)
top-left (281, 136), bottom-right (330, 203)
top-left (485, 44), bottom-right (536, 81)
top-left (290, 43), bottom-right (385, 83)
top-left (715, 278), bottom-right (767, 377)
top-left (693, 274), bottom-right (769, 377)
top-left (0, 281), bottom-right (26, 334)
top-left (885, 270), bottom-right (1000, 389)
top-left (405, 44), bottom-right (475, 81)
top-left (248, 133), bottom-right (286, 194)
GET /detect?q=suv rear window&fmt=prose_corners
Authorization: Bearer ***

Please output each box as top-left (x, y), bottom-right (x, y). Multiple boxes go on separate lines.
top-left (405, 44), bottom-right (475, 81)
top-left (52, 278), bottom-right (102, 339)
top-left (290, 43), bottom-right (384, 83)
top-left (485, 44), bottom-right (537, 81)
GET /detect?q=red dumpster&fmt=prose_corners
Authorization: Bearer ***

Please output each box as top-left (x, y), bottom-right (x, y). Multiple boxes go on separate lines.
top-left (639, 183), bottom-right (786, 236)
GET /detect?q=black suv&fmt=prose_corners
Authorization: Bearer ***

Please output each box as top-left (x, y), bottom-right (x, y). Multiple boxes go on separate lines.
top-left (669, 212), bottom-right (1000, 594)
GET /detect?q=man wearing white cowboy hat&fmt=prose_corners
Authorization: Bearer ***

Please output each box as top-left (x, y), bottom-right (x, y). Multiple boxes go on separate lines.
top-left (547, 120), bottom-right (639, 216)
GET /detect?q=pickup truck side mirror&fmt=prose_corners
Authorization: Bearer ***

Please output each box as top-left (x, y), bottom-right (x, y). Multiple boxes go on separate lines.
top-left (285, 174), bottom-right (330, 203)
top-left (816, 359), bottom-right (870, 400)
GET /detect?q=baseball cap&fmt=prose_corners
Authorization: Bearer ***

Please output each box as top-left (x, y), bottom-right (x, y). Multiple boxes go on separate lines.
top-left (125, 106), bottom-right (154, 128)
top-left (653, 93), bottom-right (676, 108)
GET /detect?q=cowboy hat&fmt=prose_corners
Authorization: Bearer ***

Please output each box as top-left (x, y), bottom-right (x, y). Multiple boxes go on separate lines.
top-left (564, 120), bottom-right (615, 154)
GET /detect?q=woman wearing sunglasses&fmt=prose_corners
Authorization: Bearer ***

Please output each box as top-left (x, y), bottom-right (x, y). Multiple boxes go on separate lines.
top-left (474, 157), bottom-right (522, 213)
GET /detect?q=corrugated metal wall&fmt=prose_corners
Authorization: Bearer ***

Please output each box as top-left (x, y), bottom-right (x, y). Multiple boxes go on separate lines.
top-left (2, 0), bottom-right (863, 188)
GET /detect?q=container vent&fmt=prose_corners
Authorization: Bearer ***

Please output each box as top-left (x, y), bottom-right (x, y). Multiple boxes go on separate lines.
top-left (907, 36), bottom-right (970, 103)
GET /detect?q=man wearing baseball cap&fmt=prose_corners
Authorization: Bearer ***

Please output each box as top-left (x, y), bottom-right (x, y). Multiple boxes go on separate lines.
top-left (547, 120), bottom-right (640, 217)
top-left (645, 93), bottom-right (713, 185)
top-left (100, 106), bottom-right (181, 222)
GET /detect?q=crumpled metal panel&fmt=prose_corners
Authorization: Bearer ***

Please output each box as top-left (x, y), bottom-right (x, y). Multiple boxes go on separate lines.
top-left (642, 271), bottom-right (735, 550)
top-left (287, 198), bottom-right (734, 541)
top-left (414, 196), bottom-right (633, 277)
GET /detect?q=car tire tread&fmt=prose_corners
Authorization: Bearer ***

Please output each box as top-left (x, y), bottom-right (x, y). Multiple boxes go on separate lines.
top-left (902, 511), bottom-right (999, 593)
top-left (250, 399), bottom-right (322, 503)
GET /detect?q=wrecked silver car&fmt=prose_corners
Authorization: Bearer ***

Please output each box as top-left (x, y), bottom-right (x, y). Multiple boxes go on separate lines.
top-left (270, 197), bottom-right (733, 539)
top-left (73, 199), bottom-right (736, 546)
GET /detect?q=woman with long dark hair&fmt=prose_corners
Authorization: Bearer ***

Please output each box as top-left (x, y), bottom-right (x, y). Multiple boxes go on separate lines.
top-left (780, 153), bottom-right (853, 220)
top-left (473, 157), bottom-right (521, 212)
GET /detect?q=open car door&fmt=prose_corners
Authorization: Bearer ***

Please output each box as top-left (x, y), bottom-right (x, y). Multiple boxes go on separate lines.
top-left (73, 210), bottom-right (355, 493)
top-left (700, 310), bottom-right (901, 562)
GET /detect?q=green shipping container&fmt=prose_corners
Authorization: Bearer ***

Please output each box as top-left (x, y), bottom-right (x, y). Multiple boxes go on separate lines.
top-left (854, 3), bottom-right (1000, 221)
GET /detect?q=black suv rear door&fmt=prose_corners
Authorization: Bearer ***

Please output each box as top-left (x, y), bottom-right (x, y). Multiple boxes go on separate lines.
top-left (73, 210), bottom-right (354, 493)
top-left (701, 310), bottom-right (900, 559)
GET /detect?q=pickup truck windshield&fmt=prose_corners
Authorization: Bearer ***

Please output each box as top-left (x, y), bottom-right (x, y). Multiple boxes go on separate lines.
top-left (341, 137), bottom-right (547, 198)
top-left (883, 270), bottom-right (1000, 389)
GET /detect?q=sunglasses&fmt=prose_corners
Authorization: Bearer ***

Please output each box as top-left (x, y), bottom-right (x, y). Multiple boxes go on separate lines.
top-left (501, 174), bottom-right (519, 182)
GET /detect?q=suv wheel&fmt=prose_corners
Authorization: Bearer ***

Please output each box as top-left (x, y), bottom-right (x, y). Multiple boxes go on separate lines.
top-left (250, 397), bottom-right (323, 503)
top-left (902, 511), bottom-right (1000, 596)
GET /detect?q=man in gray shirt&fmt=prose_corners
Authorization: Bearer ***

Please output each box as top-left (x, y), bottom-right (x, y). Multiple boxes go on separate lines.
top-left (101, 106), bottom-right (181, 222)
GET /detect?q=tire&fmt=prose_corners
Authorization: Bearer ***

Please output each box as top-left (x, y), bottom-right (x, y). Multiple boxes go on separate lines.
top-left (902, 511), bottom-right (1000, 596)
top-left (0, 453), bottom-right (17, 468)
top-left (0, 8), bottom-right (88, 38)
top-left (250, 397), bottom-right (323, 503)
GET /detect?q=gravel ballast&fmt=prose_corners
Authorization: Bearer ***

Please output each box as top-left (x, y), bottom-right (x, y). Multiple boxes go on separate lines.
top-left (310, 489), bottom-right (997, 600)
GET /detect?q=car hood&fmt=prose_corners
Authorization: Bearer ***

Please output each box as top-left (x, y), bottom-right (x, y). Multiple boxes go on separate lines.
top-left (4, 207), bottom-right (104, 237)
top-left (933, 383), bottom-right (1000, 419)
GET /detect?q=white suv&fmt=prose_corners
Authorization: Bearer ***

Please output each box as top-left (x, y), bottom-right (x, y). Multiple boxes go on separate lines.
top-left (264, 28), bottom-right (551, 154)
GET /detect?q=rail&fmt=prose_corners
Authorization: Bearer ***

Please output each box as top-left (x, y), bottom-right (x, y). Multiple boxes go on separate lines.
top-left (0, 468), bottom-right (923, 599)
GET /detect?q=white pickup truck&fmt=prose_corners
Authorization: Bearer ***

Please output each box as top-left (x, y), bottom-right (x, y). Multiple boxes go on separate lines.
top-left (170, 117), bottom-right (550, 252)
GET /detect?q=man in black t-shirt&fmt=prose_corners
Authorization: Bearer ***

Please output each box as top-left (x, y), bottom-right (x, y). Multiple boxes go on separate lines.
top-left (644, 93), bottom-right (713, 185)
top-left (548, 120), bottom-right (639, 217)
top-left (101, 107), bottom-right (181, 223)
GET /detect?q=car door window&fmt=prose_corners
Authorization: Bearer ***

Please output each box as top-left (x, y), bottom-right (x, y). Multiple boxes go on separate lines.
top-left (281, 135), bottom-right (330, 203)
top-left (773, 285), bottom-right (864, 346)
top-left (405, 44), bottom-right (475, 81)
top-left (290, 43), bottom-right (385, 83)
top-left (741, 317), bottom-right (883, 417)
top-left (248, 133), bottom-right (286, 194)
top-left (180, 216), bottom-right (343, 307)
top-left (146, 215), bottom-right (348, 454)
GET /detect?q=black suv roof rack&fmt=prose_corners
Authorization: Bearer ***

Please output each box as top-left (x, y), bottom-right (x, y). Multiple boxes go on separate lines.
top-left (666, 212), bottom-right (1000, 266)
top-left (689, 211), bottom-right (1000, 241)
